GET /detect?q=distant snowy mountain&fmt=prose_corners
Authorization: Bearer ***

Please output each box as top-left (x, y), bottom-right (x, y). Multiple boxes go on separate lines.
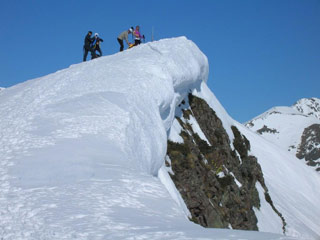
top-left (1, 37), bottom-right (319, 240)
top-left (245, 98), bottom-right (320, 171)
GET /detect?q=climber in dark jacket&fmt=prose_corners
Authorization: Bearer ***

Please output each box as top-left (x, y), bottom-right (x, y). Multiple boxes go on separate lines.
top-left (83, 31), bottom-right (96, 61)
top-left (91, 33), bottom-right (104, 58)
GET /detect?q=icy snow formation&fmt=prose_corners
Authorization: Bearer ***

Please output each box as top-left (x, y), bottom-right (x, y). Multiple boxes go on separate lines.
top-left (0, 37), bottom-right (308, 239)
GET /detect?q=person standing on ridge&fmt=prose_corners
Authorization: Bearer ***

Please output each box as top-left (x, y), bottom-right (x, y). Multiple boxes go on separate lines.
top-left (83, 31), bottom-right (96, 61)
top-left (92, 33), bottom-right (104, 58)
top-left (133, 26), bottom-right (144, 46)
top-left (117, 27), bottom-right (134, 52)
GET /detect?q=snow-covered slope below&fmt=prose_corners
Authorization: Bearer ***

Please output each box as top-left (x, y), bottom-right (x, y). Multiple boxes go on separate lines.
top-left (238, 120), bottom-right (320, 239)
top-left (0, 37), bottom-right (296, 240)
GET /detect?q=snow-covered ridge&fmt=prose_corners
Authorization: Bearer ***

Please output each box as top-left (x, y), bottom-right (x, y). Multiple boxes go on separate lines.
top-left (0, 37), bottom-right (208, 178)
top-left (246, 106), bottom-right (307, 125)
top-left (246, 98), bottom-right (320, 127)
top-left (1, 37), bottom-right (239, 239)
top-left (245, 102), bottom-right (320, 142)
top-left (1, 37), bottom-right (316, 239)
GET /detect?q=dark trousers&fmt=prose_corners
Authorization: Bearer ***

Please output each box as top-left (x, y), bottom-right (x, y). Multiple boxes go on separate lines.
top-left (134, 39), bottom-right (141, 46)
top-left (92, 46), bottom-right (102, 59)
top-left (95, 46), bottom-right (102, 57)
top-left (83, 46), bottom-right (96, 61)
top-left (117, 38), bottom-right (124, 52)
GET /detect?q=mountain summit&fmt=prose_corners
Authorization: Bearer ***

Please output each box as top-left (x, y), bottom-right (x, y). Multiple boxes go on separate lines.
top-left (246, 98), bottom-right (320, 171)
top-left (0, 37), bottom-right (319, 240)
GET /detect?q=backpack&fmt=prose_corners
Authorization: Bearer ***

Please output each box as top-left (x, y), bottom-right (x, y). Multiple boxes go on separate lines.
top-left (91, 38), bottom-right (98, 49)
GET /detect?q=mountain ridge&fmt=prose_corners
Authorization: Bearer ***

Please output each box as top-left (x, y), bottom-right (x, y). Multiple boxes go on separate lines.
top-left (0, 37), bottom-right (318, 239)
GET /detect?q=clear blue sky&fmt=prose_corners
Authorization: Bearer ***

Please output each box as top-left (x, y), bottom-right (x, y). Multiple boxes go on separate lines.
top-left (1, 0), bottom-right (319, 122)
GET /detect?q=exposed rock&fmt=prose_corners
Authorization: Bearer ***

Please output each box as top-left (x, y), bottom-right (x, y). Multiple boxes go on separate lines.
top-left (167, 94), bottom-right (286, 232)
top-left (256, 125), bottom-right (279, 135)
top-left (296, 124), bottom-right (320, 170)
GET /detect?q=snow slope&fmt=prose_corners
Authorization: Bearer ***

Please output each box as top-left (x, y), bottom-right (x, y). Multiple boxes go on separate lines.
top-left (240, 100), bottom-right (320, 239)
top-left (0, 37), bottom-right (297, 240)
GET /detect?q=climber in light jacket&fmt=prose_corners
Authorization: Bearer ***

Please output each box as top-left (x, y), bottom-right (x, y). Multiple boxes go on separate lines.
top-left (117, 27), bottom-right (134, 52)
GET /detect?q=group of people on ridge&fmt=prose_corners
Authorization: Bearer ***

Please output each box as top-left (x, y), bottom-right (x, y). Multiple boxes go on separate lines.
top-left (83, 26), bottom-right (145, 62)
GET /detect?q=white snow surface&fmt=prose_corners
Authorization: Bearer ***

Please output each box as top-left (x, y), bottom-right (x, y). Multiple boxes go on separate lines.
top-left (0, 37), bottom-right (309, 239)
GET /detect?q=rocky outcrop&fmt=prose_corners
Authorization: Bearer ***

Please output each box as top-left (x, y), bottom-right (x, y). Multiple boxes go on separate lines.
top-left (290, 98), bottom-right (320, 171)
top-left (166, 94), bottom-right (286, 232)
top-left (256, 125), bottom-right (279, 135)
top-left (297, 124), bottom-right (320, 171)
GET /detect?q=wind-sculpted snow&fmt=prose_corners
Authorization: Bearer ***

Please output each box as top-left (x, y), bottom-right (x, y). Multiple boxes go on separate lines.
top-left (0, 37), bottom-right (208, 178)
top-left (1, 37), bottom-right (295, 239)
top-left (1, 37), bottom-right (305, 240)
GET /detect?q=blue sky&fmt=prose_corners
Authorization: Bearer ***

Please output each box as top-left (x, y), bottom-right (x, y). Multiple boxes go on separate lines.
top-left (0, 0), bottom-right (319, 122)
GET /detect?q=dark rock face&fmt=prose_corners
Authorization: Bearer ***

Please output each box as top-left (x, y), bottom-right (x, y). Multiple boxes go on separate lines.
top-left (256, 125), bottom-right (279, 135)
top-left (296, 124), bottom-right (320, 171)
top-left (167, 94), bottom-right (286, 232)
